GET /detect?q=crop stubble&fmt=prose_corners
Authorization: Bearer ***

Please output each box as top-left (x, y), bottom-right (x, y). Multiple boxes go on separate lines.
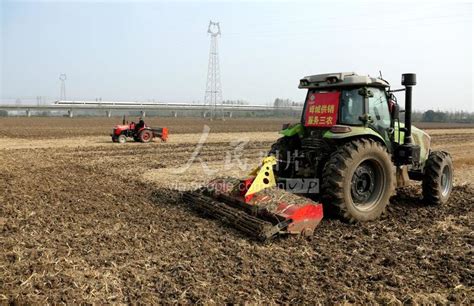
top-left (0, 118), bottom-right (473, 303)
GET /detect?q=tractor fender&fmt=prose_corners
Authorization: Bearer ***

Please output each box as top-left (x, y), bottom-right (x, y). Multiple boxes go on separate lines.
top-left (279, 123), bottom-right (304, 138)
top-left (393, 124), bottom-right (431, 166)
top-left (323, 127), bottom-right (390, 150)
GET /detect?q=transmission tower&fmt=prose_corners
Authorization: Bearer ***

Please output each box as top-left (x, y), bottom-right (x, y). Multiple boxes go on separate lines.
top-left (204, 21), bottom-right (223, 119)
top-left (59, 74), bottom-right (67, 100)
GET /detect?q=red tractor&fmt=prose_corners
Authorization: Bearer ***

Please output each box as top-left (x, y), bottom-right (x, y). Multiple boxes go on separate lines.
top-left (111, 118), bottom-right (169, 143)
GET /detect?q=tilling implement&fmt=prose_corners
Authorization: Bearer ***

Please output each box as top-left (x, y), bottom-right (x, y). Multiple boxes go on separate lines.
top-left (182, 157), bottom-right (323, 241)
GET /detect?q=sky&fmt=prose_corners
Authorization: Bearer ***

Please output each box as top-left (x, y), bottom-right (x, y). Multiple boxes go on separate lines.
top-left (0, 0), bottom-right (473, 111)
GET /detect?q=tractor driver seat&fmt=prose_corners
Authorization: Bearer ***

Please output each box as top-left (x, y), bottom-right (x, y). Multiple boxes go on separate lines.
top-left (136, 119), bottom-right (145, 131)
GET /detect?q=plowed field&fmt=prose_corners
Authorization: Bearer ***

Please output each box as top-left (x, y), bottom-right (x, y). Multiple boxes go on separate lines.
top-left (1, 117), bottom-right (473, 303)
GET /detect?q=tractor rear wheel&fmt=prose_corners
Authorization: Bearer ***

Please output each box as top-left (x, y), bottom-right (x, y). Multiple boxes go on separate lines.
top-left (139, 130), bottom-right (153, 143)
top-left (422, 151), bottom-right (453, 205)
top-left (321, 139), bottom-right (395, 222)
top-left (118, 134), bottom-right (127, 144)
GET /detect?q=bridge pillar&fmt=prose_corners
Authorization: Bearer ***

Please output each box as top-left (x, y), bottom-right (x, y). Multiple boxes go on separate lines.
top-left (26, 109), bottom-right (31, 117)
top-left (68, 110), bottom-right (74, 118)
top-left (106, 110), bottom-right (112, 118)
top-left (141, 110), bottom-right (146, 118)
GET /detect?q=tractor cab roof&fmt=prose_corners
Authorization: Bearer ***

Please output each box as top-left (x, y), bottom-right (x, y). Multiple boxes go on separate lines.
top-left (299, 72), bottom-right (390, 90)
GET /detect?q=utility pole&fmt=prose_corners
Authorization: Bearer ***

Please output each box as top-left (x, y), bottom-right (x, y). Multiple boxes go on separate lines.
top-left (59, 74), bottom-right (67, 100)
top-left (204, 21), bottom-right (223, 119)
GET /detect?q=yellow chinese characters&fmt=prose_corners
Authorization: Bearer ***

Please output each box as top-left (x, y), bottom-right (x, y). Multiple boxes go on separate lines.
top-left (307, 102), bottom-right (336, 125)
top-left (310, 103), bottom-right (335, 115)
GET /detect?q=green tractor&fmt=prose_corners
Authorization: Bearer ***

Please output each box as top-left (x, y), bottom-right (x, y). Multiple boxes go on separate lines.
top-left (269, 72), bottom-right (454, 222)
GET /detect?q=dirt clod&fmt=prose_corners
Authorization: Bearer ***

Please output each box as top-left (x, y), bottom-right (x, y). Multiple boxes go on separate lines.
top-left (1, 118), bottom-right (473, 303)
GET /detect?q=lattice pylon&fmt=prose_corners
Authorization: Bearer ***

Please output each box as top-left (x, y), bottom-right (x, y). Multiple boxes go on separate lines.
top-left (59, 74), bottom-right (67, 100)
top-left (204, 21), bottom-right (223, 119)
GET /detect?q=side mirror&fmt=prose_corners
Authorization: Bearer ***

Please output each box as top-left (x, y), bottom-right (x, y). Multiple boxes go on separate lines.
top-left (391, 103), bottom-right (400, 120)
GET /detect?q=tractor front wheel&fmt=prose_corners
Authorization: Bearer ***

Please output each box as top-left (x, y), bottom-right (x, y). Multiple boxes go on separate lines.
top-left (321, 139), bottom-right (395, 222)
top-left (422, 151), bottom-right (453, 205)
top-left (118, 134), bottom-right (127, 144)
top-left (139, 130), bottom-right (153, 143)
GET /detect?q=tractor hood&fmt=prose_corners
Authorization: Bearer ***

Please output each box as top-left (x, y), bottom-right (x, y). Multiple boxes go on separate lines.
top-left (113, 124), bottom-right (130, 136)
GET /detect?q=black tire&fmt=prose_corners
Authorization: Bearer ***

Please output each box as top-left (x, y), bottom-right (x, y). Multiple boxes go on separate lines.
top-left (321, 139), bottom-right (395, 222)
top-left (111, 136), bottom-right (118, 143)
top-left (139, 129), bottom-right (153, 143)
top-left (422, 151), bottom-right (453, 205)
top-left (268, 135), bottom-right (300, 177)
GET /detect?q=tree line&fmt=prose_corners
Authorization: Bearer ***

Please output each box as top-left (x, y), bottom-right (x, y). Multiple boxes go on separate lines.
top-left (273, 98), bottom-right (303, 108)
top-left (411, 110), bottom-right (474, 123)
top-left (273, 98), bottom-right (474, 123)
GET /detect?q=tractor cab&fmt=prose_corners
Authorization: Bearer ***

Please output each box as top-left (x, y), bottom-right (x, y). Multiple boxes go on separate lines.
top-left (299, 72), bottom-right (394, 138)
top-left (297, 72), bottom-right (427, 166)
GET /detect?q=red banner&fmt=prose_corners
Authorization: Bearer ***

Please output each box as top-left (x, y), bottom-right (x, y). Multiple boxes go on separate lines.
top-left (304, 92), bottom-right (340, 127)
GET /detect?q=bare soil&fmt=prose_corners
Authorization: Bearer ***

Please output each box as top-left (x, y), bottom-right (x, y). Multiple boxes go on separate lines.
top-left (413, 122), bottom-right (474, 129)
top-left (0, 118), bottom-right (473, 303)
top-left (0, 117), bottom-right (293, 138)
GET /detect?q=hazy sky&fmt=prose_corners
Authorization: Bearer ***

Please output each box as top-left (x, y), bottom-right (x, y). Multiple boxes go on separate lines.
top-left (1, 0), bottom-right (473, 111)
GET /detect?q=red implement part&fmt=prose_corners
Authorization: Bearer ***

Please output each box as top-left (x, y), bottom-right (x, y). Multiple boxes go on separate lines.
top-left (204, 177), bottom-right (323, 237)
top-left (160, 127), bottom-right (169, 141)
top-left (273, 203), bottom-right (323, 236)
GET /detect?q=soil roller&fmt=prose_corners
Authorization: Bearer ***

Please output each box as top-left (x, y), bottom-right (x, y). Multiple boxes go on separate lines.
top-left (182, 156), bottom-right (324, 240)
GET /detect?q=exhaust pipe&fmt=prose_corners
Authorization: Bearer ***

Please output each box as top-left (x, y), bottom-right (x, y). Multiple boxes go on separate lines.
top-left (396, 73), bottom-right (420, 165)
top-left (401, 73), bottom-right (416, 144)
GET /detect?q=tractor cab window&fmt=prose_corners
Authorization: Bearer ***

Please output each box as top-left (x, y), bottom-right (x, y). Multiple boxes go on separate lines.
top-left (340, 89), bottom-right (364, 125)
top-left (368, 88), bottom-right (390, 130)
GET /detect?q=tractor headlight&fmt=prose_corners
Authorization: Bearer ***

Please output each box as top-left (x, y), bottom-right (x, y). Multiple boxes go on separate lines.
top-left (330, 125), bottom-right (352, 133)
top-left (299, 79), bottom-right (309, 87)
top-left (326, 77), bottom-right (338, 84)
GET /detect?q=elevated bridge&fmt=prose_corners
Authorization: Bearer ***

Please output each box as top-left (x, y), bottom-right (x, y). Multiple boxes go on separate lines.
top-left (0, 101), bottom-right (302, 118)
